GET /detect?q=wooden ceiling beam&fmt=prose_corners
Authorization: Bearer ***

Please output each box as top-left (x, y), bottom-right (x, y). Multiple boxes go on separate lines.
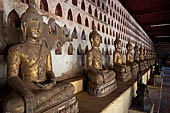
top-left (132, 7), bottom-right (170, 15)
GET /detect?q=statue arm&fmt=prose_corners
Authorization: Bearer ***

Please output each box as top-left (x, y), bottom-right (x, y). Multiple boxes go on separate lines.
top-left (113, 53), bottom-right (120, 66)
top-left (46, 53), bottom-right (55, 80)
top-left (86, 51), bottom-right (103, 75)
top-left (7, 47), bottom-right (30, 94)
top-left (7, 47), bottom-right (36, 113)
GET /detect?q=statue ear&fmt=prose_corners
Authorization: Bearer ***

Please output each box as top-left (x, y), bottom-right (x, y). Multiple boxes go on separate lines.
top-left (21, 22), bottom-right (27, 41)
top-left (90, 37), bottom-right (93, 43)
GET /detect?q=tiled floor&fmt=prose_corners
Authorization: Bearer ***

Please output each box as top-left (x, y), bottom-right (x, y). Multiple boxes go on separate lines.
top-left (159, 67), bottom-right (170, 113)
top-left (160, 76), bottom-right (170, 113)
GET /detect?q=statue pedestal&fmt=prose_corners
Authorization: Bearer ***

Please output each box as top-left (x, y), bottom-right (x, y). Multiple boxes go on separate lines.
top-left (0, 55), bottom-right (6, 79)
top-left (128, 103), bottom-right (154, 113)
top-left (76, 70), bottom-right (151, 113)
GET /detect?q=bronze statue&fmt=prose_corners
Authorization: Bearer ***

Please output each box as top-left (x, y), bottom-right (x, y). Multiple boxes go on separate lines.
top-left (133, 71), bottom-right (152, 112)
top-left (126, 42), bottom-right (139, 76)
top-left (113, 38), bottom-right (132, 82)
top-left (143, 48), bottom-right (149, 71)
top-left (138, 46), bottom-right (146, 74)
top-left (3, 2), bottom-right (78, 113)
top-left (86, 26), bottom-right (117, 97)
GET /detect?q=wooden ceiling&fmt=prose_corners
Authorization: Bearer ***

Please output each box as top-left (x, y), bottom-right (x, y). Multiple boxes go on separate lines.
top-left (119, 0), bottom-right (170, 44)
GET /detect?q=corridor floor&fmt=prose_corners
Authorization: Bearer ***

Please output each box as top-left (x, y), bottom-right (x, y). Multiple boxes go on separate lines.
top-left (160, 67), bottom-right (170, 113)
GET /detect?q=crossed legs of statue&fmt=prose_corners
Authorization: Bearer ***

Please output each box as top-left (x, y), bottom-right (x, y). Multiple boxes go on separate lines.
top-left (88, 70), bottom-right (116, 85)
top-left (3, 82), bottom-right (75, 113)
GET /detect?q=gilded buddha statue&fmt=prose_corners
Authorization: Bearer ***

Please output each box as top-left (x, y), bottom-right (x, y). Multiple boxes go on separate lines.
top-left (126, 42), bottom-right (139, 76)
top-left (138, 47), bottom-right (146, 74)
top-left (3, 2), bottom-right (78, 113)
top-left (113, 38), bottom-right (132, 82)
top-left (86, 26), bottom-right (117, 97)
top-left (144, 48), bottom-right (149, 71)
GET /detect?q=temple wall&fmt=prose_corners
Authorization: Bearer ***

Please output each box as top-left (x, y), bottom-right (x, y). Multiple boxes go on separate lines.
top-left (2, 0), bottom-right (154, 80)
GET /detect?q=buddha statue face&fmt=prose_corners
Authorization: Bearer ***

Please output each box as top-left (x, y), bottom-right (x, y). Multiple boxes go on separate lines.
top-left (115, 39), bottom-right (121, 51)
top-left (127, 42), bottom-right (132, 51)
top-left (134, 46), bottom-right (139, 53)
top-left (27, 20), bottom-right (41, 39)
top-left (91, 35), bottom-right (101, 47)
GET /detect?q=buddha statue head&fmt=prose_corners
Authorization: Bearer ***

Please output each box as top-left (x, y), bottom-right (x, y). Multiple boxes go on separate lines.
top-left (139, 46), bottom-right (143, 54)
top-left (127, 41), bottom-right (132, 52)
top-left (89, 25), bottom-right (101, 48)
top-left (21, 0), bottom-right (43, 41)
top-left (114, 38), bottom-right (121, 51)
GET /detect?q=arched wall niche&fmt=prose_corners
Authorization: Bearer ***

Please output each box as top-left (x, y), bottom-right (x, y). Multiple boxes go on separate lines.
top-left (97, 23), bottom-right (100, 31)
top-left (68, 43), bottom-right (74, 55)
top-left (21, 0), bottom-right (29, 4)
top-left (71, 27), bottom-right (78, 40)
top-left (92, 20), bottom-right (95, 28)
top-left (94, 9), bottom-right (98, 18)
top-left (7, 9), bottom-right (21, 28)
top-left (48, 18), bottom-right (57, 35)
top-left (85, 45), bottom-right (88, 55)
top-left (55, 4), bottom-right (62, 17)
top-left (77, 44), bottom-right (83, 55)
top-left (81, 30), bottom-right (86, 40)
top-left (40, 0), bottom-right (48, 12)
top-left (85, 18), bottom-right (89, 27)
top-left (102, 48), bottom-right (105, 55)
top-left (72, 0), bottom-right (77, 6)
top-left (100, 36), bottom-right (102, 43)
top-left (81, 0), bottom-right (85, 11)
top-left (55, 41), bottom-right (62, 55)
top-left (88, 5), bottom-right (92, 15)
top-left (67, 9), bottom-right (73, 21)
top-left (77, 14), bottom-right (82, 24)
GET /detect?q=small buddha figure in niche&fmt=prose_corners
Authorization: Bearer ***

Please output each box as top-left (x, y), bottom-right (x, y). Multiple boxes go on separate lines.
top-left (126, 42), bottom-right (139, 76)
top-left (113, 38), bottom-right (132, 82)
top-left (48, 18), bottom-right (57, 35)
top-left (3, 2), bottom-right (78, 113)
top-left (86, 26), bottom-right (117, 97)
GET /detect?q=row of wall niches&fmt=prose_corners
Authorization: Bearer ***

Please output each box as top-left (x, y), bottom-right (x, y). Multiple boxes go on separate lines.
top-left (19, 0), bottom-right (152, 47)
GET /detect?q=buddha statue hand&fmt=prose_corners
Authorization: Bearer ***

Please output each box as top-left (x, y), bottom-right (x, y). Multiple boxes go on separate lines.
top-left (96, 69), bottom-right (106, 83)
top-left (22, 88), bottom-right (36, 113)
top-left (36, 78), bottom-right (57, 90)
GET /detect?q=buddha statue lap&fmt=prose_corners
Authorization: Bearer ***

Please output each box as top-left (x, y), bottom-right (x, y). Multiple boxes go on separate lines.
top-left (3, 2), bottom-right (78, 113)
top-left (113, 38), bottom-right (132, 82)
top-left (126, 42), bottom-right (139, 76)
top-left (86, 26), bottom-right (117, 97)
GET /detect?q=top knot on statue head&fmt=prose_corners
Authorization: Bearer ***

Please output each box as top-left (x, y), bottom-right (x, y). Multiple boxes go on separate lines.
top-left (21, 0), bottom-right (42, 27)
top-left (29, 0), bottom-right (36, 8)
top-left (89, 25), bottom-right (100, 42)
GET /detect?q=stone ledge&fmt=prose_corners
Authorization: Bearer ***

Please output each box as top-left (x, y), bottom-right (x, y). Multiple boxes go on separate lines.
top-left (76, 71), bottom-right (150, 113)
top-left (128, 103), bottom-right (154, 113)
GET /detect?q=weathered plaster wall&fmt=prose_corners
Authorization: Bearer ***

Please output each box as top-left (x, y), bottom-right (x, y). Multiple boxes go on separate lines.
top-left (2, 0), bottom-right (154, 80)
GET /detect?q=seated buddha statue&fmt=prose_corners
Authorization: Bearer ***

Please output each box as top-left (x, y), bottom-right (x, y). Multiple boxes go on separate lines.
top-left (126, 42), bottom-right (139, 76)
top-left (113, 38), bottom-right (132, 82)
top-left (144, 48), bottom-right (149, 70)
top-left (86, 26), bottom-right (117, 97)
top-left (139, 47), bottom-right (146, 74)
top-left (3, 3), bottom-right (78, 113)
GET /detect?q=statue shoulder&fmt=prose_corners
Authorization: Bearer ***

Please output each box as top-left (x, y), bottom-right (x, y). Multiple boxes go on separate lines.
top-left (113, 51), bottom-right (119, 56)
top-left (86, 49), bottom-right (93, 56)
top-left (8, 44), bottom-right (24, 53)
